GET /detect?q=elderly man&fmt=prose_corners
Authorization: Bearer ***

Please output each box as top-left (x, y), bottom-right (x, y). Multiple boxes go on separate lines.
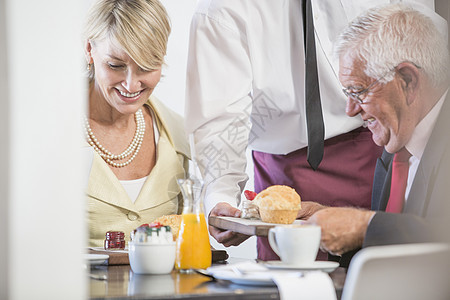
top-left (303, 3), bottom-right (450, 258)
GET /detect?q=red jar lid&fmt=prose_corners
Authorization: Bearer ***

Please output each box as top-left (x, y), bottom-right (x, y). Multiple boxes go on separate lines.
top-left (105, 231), bottom-right (125, 239)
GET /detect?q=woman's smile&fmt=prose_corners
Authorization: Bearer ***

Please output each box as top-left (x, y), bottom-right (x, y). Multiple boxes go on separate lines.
top-left (116, 88), bottom-right (144, 103)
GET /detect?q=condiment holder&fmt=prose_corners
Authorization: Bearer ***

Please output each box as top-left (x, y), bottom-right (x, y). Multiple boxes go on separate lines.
top-left (128, 224), bottom-right (176, 274)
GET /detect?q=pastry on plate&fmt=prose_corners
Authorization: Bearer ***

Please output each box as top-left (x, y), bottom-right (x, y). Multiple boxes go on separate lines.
top-left (253, 185), bottom-right (301, 224)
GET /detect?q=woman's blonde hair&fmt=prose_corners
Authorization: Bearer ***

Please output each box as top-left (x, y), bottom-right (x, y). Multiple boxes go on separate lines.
top-left (84, 0), bottom-right (171, 81)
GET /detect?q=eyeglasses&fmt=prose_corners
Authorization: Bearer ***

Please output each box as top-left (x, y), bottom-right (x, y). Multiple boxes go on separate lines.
top-left (342, 62), bottom-right (421, 104)
top-left (342, 68), bottom-right (395, 104)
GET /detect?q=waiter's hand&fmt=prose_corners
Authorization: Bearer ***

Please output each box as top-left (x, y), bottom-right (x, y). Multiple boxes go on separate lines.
top-left (209, 202), bottom-right (250, 247)
top-left (306, 207), bottom-right (375, 256)
top-left (297, 201), bottom-right (326, 220)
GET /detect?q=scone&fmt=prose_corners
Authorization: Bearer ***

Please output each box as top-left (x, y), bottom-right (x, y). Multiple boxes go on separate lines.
top-left (253, 185), bottom-right (301, 224)
top-left (153, 214), bottom-right (182, 240)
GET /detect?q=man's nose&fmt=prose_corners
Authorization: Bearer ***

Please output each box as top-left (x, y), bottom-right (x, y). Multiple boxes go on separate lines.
top-left (345, 98), bottom-right (362, 117)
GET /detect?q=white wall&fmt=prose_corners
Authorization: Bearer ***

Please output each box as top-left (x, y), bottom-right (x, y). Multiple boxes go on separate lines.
top-left (0, 0), bottom-right (10, 297)
top-left (2, 0), bottom-right (86, 299)
top-left (154, 0), bottom-right (198, 116)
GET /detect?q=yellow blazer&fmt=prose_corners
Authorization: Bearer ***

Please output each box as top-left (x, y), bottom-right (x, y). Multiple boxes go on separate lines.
top-left (86, 97), bottom-right (190, 247)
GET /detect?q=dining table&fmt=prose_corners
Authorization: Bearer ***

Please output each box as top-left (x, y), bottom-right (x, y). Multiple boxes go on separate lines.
top-left (88, 256), bottom-right (347, 300)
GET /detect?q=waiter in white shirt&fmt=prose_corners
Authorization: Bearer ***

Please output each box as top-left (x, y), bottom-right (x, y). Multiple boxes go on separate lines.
top-left (184, 0), bottom-right (434, 261)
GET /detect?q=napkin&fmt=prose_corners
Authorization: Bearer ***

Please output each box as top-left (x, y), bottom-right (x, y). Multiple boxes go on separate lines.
top-left (207, 261), bottom-right (267, 273)
top-left (207, 261), bottom-right (336, 300)
top-left (272, 271), bottom-right (337, 300)
top-left (207, 261), bottom-right (302, 282)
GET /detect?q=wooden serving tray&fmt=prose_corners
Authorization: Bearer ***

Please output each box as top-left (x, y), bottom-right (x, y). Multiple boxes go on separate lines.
top-left (88, 247), bottom-right (228, 265)
top-left (208, 216), bottom-right (305, 237)
top-left (89, 248), bottom-right (129, 265)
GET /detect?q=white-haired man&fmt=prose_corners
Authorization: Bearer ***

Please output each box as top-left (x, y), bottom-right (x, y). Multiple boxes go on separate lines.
top-left (303, 3), bottom-right (450, 257)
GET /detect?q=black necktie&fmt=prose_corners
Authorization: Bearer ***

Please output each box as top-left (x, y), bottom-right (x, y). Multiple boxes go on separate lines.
top-left (303, 0), bottom-right (324, 170)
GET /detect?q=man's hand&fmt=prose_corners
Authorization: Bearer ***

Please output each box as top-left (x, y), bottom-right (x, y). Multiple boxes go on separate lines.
top-left (209, 202), bottom-right (250, 247)
top-left (297, 201), bottom-right (326, 220)
top-left (306, 207), bottom-right (375, 255)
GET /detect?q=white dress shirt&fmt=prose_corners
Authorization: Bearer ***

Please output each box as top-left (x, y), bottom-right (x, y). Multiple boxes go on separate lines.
top-left (185, 0), bottom-right (436, 216)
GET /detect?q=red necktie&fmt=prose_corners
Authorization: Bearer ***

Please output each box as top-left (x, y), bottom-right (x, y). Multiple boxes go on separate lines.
top-left (386, 148), bottom-right (412, 213)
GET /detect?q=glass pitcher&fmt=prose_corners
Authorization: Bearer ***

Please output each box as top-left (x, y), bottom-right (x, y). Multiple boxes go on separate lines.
top-left (175, 171), bottom-right (211, 271)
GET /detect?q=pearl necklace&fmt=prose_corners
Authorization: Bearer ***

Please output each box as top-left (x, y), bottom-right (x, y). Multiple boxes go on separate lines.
top-left (84, 109), bottom-right (145, 168)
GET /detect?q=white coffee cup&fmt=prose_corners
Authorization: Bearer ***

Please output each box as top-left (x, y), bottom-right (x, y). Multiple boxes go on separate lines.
top-left (268, 225), bottom-right (321, 265)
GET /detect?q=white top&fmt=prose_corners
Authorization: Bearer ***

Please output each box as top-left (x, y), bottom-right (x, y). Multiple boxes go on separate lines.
top-left (404, 90), bottom-right (448, 202)
top-left (120, 109), bottom-right (160, 203)
top-left (185, 0), bottom-right (436, 216)
top-left (120, 176), bottom-right (148, 204)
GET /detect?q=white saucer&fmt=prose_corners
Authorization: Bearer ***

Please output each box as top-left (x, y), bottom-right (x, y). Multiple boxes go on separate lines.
top-left (264, 261), bottom-right (339, 273)
top-left (84, 254), bottom-right (109, 266)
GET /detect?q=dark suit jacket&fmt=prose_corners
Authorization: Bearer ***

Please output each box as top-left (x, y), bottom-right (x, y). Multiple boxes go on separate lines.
top-left (364, 90), bottom-right (450, 247)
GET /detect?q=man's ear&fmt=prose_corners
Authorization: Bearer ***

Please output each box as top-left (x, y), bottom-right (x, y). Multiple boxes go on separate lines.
top-left (85, 40), bottom-right (94, 64)
top-left (396, 62), bottom-right (420, 105)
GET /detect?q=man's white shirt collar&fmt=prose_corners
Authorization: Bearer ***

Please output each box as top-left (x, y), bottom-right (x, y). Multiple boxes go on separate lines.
top-left (406, 89), bottom-right (448, 160)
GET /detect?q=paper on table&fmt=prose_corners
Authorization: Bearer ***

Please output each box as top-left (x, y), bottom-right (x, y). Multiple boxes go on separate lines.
top-left (207, 261), bottom-right (302, 284)
top-left (207, 261), bottom-right (268, 273)
top-left (272, 271), bottom-right (337, 300)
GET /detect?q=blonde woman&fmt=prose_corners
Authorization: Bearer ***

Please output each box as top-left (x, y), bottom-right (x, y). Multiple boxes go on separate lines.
top-left (83, 0), bottom-right (189, 247)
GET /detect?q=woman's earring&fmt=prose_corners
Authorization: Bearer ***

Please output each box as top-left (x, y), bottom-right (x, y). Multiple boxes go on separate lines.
top-left (87, 63), bottom-right (92, 71)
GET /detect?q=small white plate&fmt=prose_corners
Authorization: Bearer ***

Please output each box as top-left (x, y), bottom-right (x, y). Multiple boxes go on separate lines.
top-left (89, 247), bottom-right (128, 253)
top-left (210, 270), bottom-right (277, 286)
top-left (85, 254), bottom-right (109, 266)
top-left (264, 261), bottom-right (339, 273)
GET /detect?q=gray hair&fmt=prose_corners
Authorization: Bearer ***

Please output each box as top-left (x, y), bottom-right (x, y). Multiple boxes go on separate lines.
top-left (334, 3), bottom-right (449, 87)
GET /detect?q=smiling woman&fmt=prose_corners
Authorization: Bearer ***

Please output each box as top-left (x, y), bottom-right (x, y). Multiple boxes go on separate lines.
top-left (82, 0), bottom-right (190, 247)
